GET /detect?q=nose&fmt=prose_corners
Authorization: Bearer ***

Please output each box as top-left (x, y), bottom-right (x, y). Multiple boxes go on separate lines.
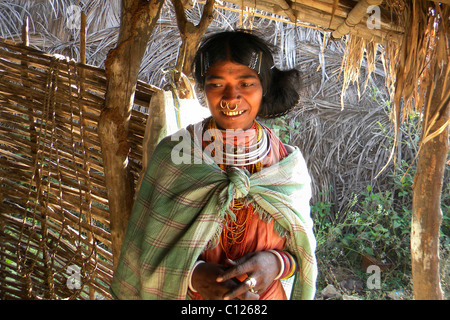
top-left (223, 84), bottom-right (240, 100)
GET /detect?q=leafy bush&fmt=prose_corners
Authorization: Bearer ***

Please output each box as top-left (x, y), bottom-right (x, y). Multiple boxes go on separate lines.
top-left (311, 158), bottom-right (450, 299)
top-left (262, 98), bottom-right (449, 299)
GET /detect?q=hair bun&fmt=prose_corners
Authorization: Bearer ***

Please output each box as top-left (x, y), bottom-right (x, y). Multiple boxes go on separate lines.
top-left (258, 67), bottom-right (301, 118)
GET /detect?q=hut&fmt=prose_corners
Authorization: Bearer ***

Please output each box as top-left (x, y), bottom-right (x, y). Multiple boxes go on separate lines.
top-left (0, 0), bottom-right (448, 300)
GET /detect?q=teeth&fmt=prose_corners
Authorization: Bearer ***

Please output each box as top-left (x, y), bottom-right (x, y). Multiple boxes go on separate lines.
top-left (223, 110), bottom-right (244, 116)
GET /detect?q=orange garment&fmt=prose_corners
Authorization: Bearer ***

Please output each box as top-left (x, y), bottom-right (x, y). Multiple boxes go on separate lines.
top-left (200, 210), bottom-right (287, 300)
top-left (193, 119), bottom-right (289, 300)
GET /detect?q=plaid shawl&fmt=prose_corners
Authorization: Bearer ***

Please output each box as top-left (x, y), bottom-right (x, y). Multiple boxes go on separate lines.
top-left (110, 122), bottom-right (317, 300)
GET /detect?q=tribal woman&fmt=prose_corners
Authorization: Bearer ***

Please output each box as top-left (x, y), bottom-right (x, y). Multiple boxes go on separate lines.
top-left (110, 30), bottom-right (317, 300)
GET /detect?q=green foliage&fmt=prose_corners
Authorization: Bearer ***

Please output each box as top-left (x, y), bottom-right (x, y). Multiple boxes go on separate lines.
top-left (261, 115), bottom-right (300, 144)
top-left (313, 182), bottom-right (412, 264)
top-left (312, 156), bottom-right (450, 299)
top-left (342, 185), bottom-right (410, 262)
top-left (262, 89), bottom-right (450, 299)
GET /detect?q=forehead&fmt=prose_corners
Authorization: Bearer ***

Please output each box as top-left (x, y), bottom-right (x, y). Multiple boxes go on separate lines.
top-left (205, 60), bottom-right (258, 79)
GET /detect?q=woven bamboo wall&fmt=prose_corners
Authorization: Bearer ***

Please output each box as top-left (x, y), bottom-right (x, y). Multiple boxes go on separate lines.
top-left (0, 38), bottom-right (156, 299)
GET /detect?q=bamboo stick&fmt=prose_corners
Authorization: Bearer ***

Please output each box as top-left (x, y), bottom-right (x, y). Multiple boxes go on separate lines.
top-left (80, 12), bottom-right (86, 65)
top-left (21, 17), bottom-right (29, 46)
top-left (271, 0), bottom-right (296, 21)
top-left (331, 0), bottom-right (383, 39)
top-left (431, 0), bottom-right (450, 5)
top-left (78, 12), bottom-right (96, 299)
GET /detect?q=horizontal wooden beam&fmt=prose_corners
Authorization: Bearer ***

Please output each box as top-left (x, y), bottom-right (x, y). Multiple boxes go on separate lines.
top-left (222, 0), bottom-right (403, 44)
top-left (271, 0), bottom-right (296, 21)
top-left (332, 0), bottom-right (383, 39)
top-left (431, 0), bottom-right (450, 5)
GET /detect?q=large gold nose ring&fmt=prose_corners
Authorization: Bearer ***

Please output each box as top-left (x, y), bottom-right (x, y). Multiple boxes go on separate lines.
top-left (228, 99), bottom-right (240, 111)
top-left (220, 100), bottom-right (229, 109)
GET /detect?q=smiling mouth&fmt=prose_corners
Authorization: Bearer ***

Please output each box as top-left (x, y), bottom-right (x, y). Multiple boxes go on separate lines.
top-left (222, 110), bottom-right (245, 116)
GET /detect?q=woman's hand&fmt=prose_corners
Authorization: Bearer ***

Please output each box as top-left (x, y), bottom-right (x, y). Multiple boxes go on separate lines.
top-left (190, 262), bottom-right (243, 300)
top-left (216, 251), bottom-right (281, 300)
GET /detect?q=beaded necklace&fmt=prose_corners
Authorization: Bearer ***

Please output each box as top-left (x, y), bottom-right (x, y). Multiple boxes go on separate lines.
top-left (203, 118), bottom-right (269, 260)
top-left (203, 119), bottom-right (271, 167)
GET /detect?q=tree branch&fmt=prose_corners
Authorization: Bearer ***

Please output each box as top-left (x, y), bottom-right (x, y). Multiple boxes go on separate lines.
top-left (171, 0), bottom-right (215, 82)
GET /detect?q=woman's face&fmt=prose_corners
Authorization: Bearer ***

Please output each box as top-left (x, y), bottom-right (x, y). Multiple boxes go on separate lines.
top-left (204, 60), bottom-right (263, 130)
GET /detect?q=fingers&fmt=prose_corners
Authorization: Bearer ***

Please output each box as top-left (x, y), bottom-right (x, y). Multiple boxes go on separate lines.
top-left (214, 252), bottom-right (280, 300)
top-left (216, 257), bottom-right (261, 300)
top-left (223, 277), bottom-right (260, 300)
top-left (216, 255), bottom-right (255, 283)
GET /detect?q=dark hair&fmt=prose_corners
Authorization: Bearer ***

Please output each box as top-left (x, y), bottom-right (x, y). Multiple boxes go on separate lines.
top-left (192, 30), bottom-right (301, 118)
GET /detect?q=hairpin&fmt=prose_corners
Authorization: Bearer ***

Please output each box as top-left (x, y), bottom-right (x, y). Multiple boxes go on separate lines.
top-left (200, 52), bottom-right (210, 77)
top-left (248, 51), bottom-right (263, 74)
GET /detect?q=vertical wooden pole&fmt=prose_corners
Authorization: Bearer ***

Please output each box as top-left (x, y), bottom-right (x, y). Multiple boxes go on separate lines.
top-left (21, 17), bottom-right (38, 167)
top-left (22, 17), bottom-right (29, 46)
top-left (80, 12), bottom-right (86, 65)
top-left (239, 0), bottom-right (244, 28)
top-left (411, 74), bottom-right (449, 300)
top-left (78, 10), bottom-right (97, 300)
top-left (99, 0), bottom-right (164, 270)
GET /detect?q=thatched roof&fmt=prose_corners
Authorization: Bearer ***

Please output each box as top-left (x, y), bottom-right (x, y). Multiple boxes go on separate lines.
top-left (213, 0), bottom-right (405, 44)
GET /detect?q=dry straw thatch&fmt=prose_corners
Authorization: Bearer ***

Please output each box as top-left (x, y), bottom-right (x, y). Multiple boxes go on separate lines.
top-left (339, 1), bottom-right (449, 171)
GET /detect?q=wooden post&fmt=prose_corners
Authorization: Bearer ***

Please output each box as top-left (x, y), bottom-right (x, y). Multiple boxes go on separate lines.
top-left (80, 12), bottom-right (86, 65)
top-left (21, 17), bottom-right (37, 160)
top-left (411, 71), bottom-right (449, 300)
top-left (99, 0), bottom-right (164, 270)
top-left (78, 10), bottom-right (97, 300)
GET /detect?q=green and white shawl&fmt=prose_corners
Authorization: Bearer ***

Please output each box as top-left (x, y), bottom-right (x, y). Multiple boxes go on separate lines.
top-left (110, 122), bottom-right (317, 300)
